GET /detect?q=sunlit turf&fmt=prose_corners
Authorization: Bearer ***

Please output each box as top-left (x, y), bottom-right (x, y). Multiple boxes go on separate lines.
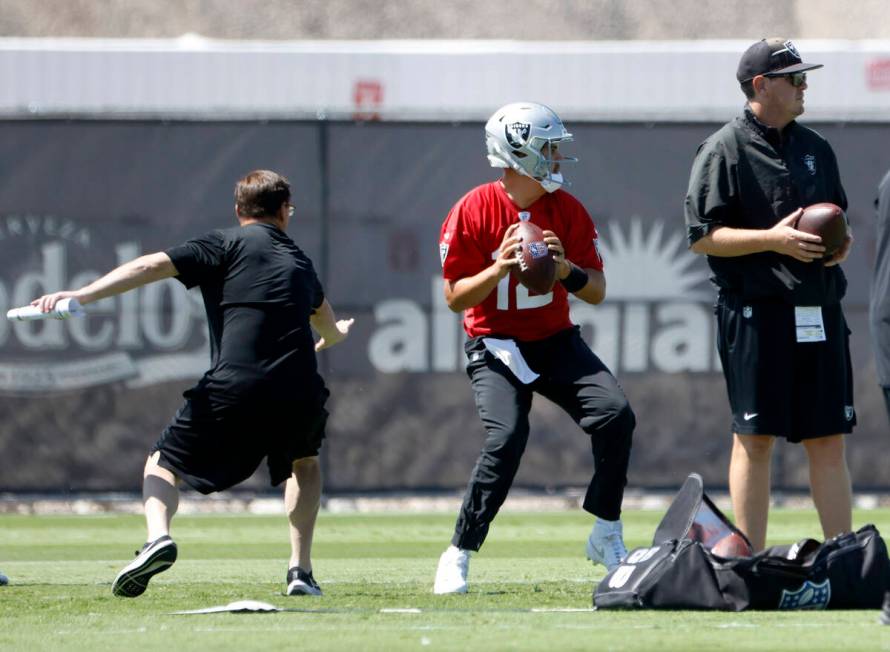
top-left (2, 509), bottom-right (890, 651)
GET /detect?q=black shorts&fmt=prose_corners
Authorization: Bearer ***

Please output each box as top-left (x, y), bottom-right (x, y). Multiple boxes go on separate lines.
top-left (716, 294), bottom-right (855, 442)
top-left (151, 386), bottom-right (329, 494)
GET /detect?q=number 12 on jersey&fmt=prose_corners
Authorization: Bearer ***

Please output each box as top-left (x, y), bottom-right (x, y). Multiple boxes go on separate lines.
top-left (492, 249), bottom-right (553, 310)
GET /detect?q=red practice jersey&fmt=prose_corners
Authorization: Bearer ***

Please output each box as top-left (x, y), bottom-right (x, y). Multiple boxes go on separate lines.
top-left (439, 181), bottom-right (603, 341)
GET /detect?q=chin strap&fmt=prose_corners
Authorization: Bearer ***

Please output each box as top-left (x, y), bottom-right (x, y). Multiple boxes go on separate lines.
top-left (539, 172), bottom-right (566, 193)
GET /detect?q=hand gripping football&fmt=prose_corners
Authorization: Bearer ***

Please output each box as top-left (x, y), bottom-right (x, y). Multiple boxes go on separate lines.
top-left (511, 221), bottom-right (556, 295)
top-left (795, 203), bottom-right (847, 258)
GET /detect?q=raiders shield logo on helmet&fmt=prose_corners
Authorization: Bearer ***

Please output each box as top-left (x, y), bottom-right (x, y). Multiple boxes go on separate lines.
top-left (505, 122), bottom-right (531, 149)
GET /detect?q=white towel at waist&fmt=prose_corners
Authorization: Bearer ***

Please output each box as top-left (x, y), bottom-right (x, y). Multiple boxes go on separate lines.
top-left (482, 337), bottom-right (540, 384)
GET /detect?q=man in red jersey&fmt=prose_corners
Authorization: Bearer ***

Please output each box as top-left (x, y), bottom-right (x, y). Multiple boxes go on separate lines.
top-left (433, 102), bottom-right (636, 594)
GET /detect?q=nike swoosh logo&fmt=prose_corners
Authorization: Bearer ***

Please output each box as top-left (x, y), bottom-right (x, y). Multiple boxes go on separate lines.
top-left (743, 412), bottom-right (758, 421)
top-left (588, 544), bottom-right (604, 560)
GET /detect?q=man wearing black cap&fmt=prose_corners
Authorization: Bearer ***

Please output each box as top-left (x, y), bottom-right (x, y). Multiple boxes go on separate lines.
top-left (684, 38), bottom-right (855, 552)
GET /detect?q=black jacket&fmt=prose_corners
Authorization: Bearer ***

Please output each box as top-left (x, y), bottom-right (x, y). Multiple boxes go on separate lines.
top-left (685, 106), bottom-right (848, 305)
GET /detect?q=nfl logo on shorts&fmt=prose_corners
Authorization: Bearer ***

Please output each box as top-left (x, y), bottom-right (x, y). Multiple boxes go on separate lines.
top-left (778, 579), bottom-right (831, 610)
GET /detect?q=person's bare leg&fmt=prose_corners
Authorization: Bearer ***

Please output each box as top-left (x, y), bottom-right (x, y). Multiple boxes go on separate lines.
top-left (286, 456), bottom-right (322, 571)
top-left (143, 451), bottom-right (180, 541)
top-left (803, 434), bottom-right (853, 540)
top-left (729, 434), bottom-right (774, 551)
top-left (112, 452), bottom-right (180, 597)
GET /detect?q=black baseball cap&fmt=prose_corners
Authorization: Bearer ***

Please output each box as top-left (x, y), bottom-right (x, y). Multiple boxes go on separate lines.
top-left (736, 38), bottom-right (823, 83)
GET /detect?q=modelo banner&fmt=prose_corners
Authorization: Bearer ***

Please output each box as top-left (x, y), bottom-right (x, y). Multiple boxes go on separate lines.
top-left (0, 120), bottom-right (885, 492)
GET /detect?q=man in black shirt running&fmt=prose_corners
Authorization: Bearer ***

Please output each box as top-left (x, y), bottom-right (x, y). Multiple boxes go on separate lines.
top-left (31, 169), bottom-right (352, 597)
top-left (685, 39), bottom-right (854, 551)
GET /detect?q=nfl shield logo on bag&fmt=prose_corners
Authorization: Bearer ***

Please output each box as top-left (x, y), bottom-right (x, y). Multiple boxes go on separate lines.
top-left (778, 580), bottom-right (831, 610)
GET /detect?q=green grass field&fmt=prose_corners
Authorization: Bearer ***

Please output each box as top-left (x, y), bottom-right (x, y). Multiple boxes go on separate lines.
top-left (2, 508), bottom-right (890, 651)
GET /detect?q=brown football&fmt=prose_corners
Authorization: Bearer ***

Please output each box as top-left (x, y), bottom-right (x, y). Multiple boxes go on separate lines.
top-left (711, 532), bottom-right (753, 558)
top-left (512, 221), bottom-right (556, 295)
top-left (795, 202), bottom-right (847, 258)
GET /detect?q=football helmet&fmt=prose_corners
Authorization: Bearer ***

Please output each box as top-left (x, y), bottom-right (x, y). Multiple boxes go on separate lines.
top-left (485, 102), bottom-right (576, 193)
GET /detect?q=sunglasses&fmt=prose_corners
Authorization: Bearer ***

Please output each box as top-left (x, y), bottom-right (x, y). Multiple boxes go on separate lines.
top-left (764, 72), bottom-right (807, 87)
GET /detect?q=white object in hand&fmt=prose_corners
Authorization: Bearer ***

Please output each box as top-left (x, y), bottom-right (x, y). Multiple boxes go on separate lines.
top-left (6, 297), bottom-right (85, 321)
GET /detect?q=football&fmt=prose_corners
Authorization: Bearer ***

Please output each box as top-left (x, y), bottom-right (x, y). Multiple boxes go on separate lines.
top-left (795, 202), bottom-right (847, 258)
top-left (711, 532), bottom-right (753, 558)
top-left (512, 221), bottom-right (556, 295)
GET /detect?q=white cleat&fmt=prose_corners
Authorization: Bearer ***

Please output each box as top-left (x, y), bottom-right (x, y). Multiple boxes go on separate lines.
top-left (586, 520), bottom-right (628, 572)
top-left (433, 545), bottom-right (471, 594)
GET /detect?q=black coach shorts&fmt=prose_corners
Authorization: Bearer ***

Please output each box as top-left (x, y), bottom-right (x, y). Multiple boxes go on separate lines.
top-left (151, 385), bottom-right (329, 494)
top-left (715, 294), bottom-right (855, 442)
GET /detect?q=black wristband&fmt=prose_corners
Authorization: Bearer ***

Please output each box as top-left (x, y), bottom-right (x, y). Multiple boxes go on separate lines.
top-left (559, 264), bottom-right (588, 293)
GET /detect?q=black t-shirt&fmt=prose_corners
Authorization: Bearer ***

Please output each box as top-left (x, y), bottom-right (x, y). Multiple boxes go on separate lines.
top-left (685, 106), bottom-right (848, 304)
top-left (166, 222), bottom-right (325, 405)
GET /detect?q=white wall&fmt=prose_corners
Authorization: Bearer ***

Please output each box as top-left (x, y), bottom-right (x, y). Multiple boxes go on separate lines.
top-left (2, 38), bottom-right (890, 121)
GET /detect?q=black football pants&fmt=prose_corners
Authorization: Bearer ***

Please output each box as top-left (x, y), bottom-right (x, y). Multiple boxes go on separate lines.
top-left (452, 327), bottom-right (635, 552)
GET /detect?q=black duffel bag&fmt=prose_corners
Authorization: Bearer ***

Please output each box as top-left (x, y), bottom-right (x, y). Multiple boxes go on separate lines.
top-left (594, 524), bottom-right (890, 611)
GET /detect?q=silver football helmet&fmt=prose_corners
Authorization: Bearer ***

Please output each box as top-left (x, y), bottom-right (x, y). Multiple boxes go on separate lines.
top-left (485, 102), bottom-right (576, 193)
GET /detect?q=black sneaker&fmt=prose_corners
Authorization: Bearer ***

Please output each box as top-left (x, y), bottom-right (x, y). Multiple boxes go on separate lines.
top-left (881, 590), bottom-right (890, 625)
top-left (286, 566), bottom-right (322, 596)
top-left (112, 535), bottom-right (178, 598)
